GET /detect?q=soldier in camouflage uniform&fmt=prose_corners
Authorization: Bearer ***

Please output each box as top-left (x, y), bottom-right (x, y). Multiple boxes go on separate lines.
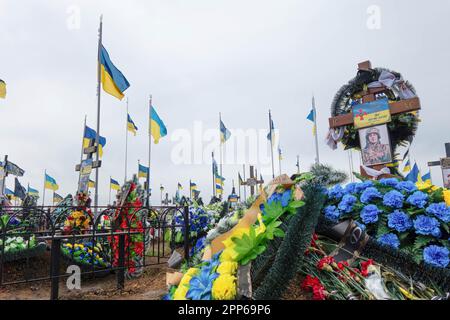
top-left (362, 127), bottom-right (391, 166)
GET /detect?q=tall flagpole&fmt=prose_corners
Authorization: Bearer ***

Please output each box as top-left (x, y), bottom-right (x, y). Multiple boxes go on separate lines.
top-left (238, 173), bottom-right (241, 201)
top-left (312, 95), bottom-right (320, 164)
top-left (243, 164), bottom-right (247, 201)
top-left (94, 15), bottom-right (103, 211)
top-left (147, 95), bottom-right (152, 207)
top-left (268, 109), bottom-right (275, 178)
top-left (78, 115), bottom-right (87, 189)
top-left (189, 179), bottom-right (192, 199)
top-left (219, 113), bottom-right (223, 199)
top-left (42, 169), bottom-right (46, 206)
top-left (108, 175), bottom-right (112, 205)
top-left (278, 148), bottom-right (282, 175)
top-left (296, 155), bottom-right (300, 174)
top-left (124, 97), bottom-right (129, 183)
top-left (212, 152), bottom-right (216, 198)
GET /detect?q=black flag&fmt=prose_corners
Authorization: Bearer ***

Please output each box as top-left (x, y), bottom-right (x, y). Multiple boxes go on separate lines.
top-left (14, 178), bottom-right (26, 200)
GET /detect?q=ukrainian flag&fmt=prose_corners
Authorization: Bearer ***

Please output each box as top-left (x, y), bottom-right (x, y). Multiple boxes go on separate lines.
top-left (53, 193), bottom-right (63, 204)
top-left (220, 120), bottom-right (231, 143)
top-left (27, 186), bottom-right (39, 197)
top-left (307, 108), bottom-right (316, 136)
top-left (88, 179), bottom-right (95, 189)
top-left (178, 182), bottom-right (183, 190)
top-left (403, 159), bottom-right (411, 173)
top-left (127, 114), bottom-right (138, 135)
top-left (45, 174), bottom-right (59, 191)
top-left (190, 182), bottom-right (197, 190)
top-left (278, 146), bottom-right (283, 161)
top-left (405, 163), bottom-right (419, 183)
top-left (100, 45), bottom-right (130, 100)
top-left (110, 178), bottom-right (120, 191)
top-left (5, 188), bottom-right (16, 201)
top-left (138, 164), bottom-right (149, 178)
top-left (83, 126), bottom-right (107, 158)
top-left (267, 119), bottom-right (275, 146)
top-left (150, 106), bottom-right (167, 144)
top-left (0, 79), bottom-right (6, 99)
top-left (421, 171), bottom-right (431, 184)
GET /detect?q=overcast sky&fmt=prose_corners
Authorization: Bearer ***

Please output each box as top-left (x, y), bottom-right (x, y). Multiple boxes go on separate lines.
top-left (1, 0), bottom-right (450, 205)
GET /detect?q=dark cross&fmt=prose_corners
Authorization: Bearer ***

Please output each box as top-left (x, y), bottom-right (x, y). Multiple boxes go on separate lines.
top-left (240, 166), bottom-right (264, 197)
top-left (328, 60), bottom-right (421, 177)
top-left (75, 139), bottom-right (102, 193)
top-left (162, 193), bottom-right (171, 206)
top-left (428, 143), bottom-right (450, 188)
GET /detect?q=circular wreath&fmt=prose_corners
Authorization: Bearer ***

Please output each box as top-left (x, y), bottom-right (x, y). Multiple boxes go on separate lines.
top-left (330, 67), bottom-right (420, 156)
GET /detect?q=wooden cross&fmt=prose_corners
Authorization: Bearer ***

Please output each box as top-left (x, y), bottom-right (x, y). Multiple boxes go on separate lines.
top-left (75, 139), bottom-right (102, 193)
top-left (428, 143), bottom-right (450, 188)
top-left (240, 166), bottom-right (264, 196)
top-left (328, 61), bottom-right (421, 178)
top-left (162, 193), bottom-right (172, 206)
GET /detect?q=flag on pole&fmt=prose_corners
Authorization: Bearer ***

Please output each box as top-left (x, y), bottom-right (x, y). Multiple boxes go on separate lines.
top-left (0, 79), bottom-right (6, 99)
top-left (212, 158), bottom-right (219, 176)
top-left (3, 160), bottom-right (25, 177)
top-left (83, 126), bottom-right (107, 157)
top-left (192, 189), bottom-right (200, 199)
top-left (306, 108), bottom-right (316, 135)
top-left (27, 186), bottom-right (39, 198)
top-left (267, 118), bottom-right (275, 146)
top-left (44, 174), bottom-right (59, 191)
top-left (177, 182), bottom-right (183, 190)
top-left (405, 163), bottom-right (419, 183)
top-left (127, 114), bottom-right (138, 135)
top-left (53, 193), bottom-right (63, 204)
top-left (110, 178), bottom-right (120, 191)
top-left (403, 159), bottom-right (411, 173)
top-left (150, 106), bottom-right (167, 144)
top-left (238, 173), bottom-right (243, 185)
top-left (421, 171), bottom-right (431, 184)
top-left (14, 178), bottom-right (26, 200)
top-left (402, 148), bottom-right (410, 161)
top-left (220, 120), bottom-right (231, 143)
top-left (278, 146), bottom-right (283, 160)
top-left (99, 45), bottom-right (130, 100)
top-left (138, 164), bottom-right (149, 178)
top-left (5, 188), bottom-right (16, 200)
top-left (190, 182), bottom-right (197, 191)
top-left (88, 179), bottom-right (96, 189)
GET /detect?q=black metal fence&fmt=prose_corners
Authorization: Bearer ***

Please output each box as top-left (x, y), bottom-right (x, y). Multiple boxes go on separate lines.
top-left (0, 204), bottom-right (190, 300)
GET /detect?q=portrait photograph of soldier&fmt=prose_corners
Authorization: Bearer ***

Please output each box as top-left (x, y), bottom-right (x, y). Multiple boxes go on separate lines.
top-left (442, 168), bottom-right (450, 189)
top-left (359, 124), bottom-right (393, 166)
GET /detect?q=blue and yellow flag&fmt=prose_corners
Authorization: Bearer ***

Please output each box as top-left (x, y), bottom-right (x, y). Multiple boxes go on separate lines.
top-left (138, 164), bottom-right (149, 178)
top-left (278, 146), bottom-right (283, 161)
top-left (405, 163), bottom-right (419, 183)
top-left (178, 182), bottom-right (183, 190)
top-left (110, 178), bottom-right (120, 191)
top-left (403, 159), bottom-right (411, 173)
top-left (27, 186), bottom-right (39, 197)
top-left (100, 45), bottom-right (130, 100)
top-left (150, 106), bottom-right (167, 144)
top-left (267, 118), bottom-right (275, 146)
top-left (421, 171), bottom-right (431, 184)
top-left (190, 182), bottom-right (197, 190)
top-left (88, 179), bottom-right (95, 189)
top-left (53, 192), bottom-right (63, 204)
top-left (5, 188), bottom-right (16, 200)
top-left (127, 114), bottom-right (138, 135)
top-left (83, 126), bottom-right (107, 157)
top-left (45, 174), bottom-right (59, 191)
top-left (307, 108), bottom-right (316, 136)
top-left (0, 79), bottom-right (6, 99)
top-left (220, 120), bottom-right (231, 143)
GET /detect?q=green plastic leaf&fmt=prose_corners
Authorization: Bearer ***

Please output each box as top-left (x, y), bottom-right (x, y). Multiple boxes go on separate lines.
top-left (413, 236), bottom-right (433, 250)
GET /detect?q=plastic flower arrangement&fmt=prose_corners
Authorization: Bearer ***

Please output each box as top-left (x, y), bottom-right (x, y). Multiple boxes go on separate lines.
top-left (63, 210), bottom-right (91, 233)
top-left (323, 177), bottom-right (450, 269)
top-left (61, 241), bottom-right (110, 268)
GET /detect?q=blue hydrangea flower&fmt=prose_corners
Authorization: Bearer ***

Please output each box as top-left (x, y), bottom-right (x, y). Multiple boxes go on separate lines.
top-left (377, 233), bottom-right (400, 249)
top-left (388, 210), bottom-right (413, 232)
top-left (267, 189), bottom-right (292, 208)
top-left (379, 178), bottom-right (400, 187)
top-left (323, 205), bottom-right (341, 222)
top-left (395, 181), bottom-right (418, 193)
top-left (423, 245), bottom-right (449, 268)
top-left (413, 215), bottom-right (441, 238)
top-left (338, 194), bottom-right (357, 213)
top-left (426, 203), bottom-right (450, 223)
top-left (360, 187), bottom-right (382, 204)
top-left (343, 183), bottom-right (358, 195)
top-left (406, 191), bottom-right (429, 209)
top-left (344, 181), bottom-right (374, 195)
top-left (382, 190), bottom-right (405, 209)
top-left (328, 185), bottom-right (345, 200)
top-left (360, 204), bottom-right (381, 224)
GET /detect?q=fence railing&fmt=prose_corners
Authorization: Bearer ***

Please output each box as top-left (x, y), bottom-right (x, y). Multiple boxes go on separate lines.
top-left (0, 204), bottom-right (190, 300)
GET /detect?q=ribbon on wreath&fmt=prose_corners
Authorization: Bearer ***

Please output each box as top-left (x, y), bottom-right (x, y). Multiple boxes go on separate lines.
top-left (325, 127), bottom-right (345, 150)
top-left (367, 70), bottom-right (416, 100)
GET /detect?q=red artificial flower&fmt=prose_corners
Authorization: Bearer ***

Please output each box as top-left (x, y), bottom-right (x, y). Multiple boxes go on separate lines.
top-left (337, 261), bottom-right (349, 271)
top-left (312, 284), bottom-right (327, 300)
top-left (317, 256), bottom-right (335, 271)
top-left (360, 259), bottom-right (374, 277)
top-left (301, 275), bottom-right (321, 290)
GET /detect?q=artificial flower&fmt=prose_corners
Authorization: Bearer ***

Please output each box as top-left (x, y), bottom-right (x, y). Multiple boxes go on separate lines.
top-left (395, 181), bottom-right (417, 193)
top-left (406, 191), bottom-right (429, 209)
top-left (360, 187), bottom-right (382, 204)
top-left (382, 190), bottom-right (405, 209)
top-left (217, 261), bottom-right (238, 275)
top-left (377, 233), bottom-right (400, 249)
top-left (413, 215), bottom-right (441, 237)
top-left (379, 178), bottom-right (400, 187)
top-left (443, 189), bottom-right (450, 206)
top-left (323, 205), bottom-right (341, 222)
top-left (186, 267), bottom-right (219, 300)
top-left (338, 194), bottom-right (357, 213)
top-left (211, 274), bottom-right (237, 300)
top-left (423, 245), bottom-right (449, 268)
top-left (360, 204), bottom-right (381, 224)
top-left (328, 185), bottom-right (345, 200)
top-left (388, 210), bottom-right (413, 232)
top-left (426, 203), bottom-right (450, 223)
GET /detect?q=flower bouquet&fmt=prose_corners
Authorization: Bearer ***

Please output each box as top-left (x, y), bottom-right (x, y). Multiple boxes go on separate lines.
top-left (0, 235), bottom-right (46, 262)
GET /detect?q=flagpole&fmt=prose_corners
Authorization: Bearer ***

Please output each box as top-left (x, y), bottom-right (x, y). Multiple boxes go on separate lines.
top-left (42, 169), bottom-right (46, 206)
top-left (94, 14), bottom-right (103, 211)
top-left (296, 155), bottom-right (300, 174)
top-left (190, 179), bottom-right (192, 199)
top-left (243, 164), bottom-right (247, 201)
top-left (269, 109), bottom-right (275, 178)
top-left (238, 174), bottom-right (241, 201)
top-left (219, 113), bottom-right (223, 199)
top-left (109, 176), bottom-right (111, 205)
top-left (312, 95), bottom-right (320, 164)
top-left (147, 95), bottom-right (152, 207)
top-left (78, 115), bottom-right (87, 189)
top-left (212, 152), bottom-right (216, 198)
top-left (124, 97), bottom-right (129, 184)
top-left (278, 149), bottom-right (282, 175)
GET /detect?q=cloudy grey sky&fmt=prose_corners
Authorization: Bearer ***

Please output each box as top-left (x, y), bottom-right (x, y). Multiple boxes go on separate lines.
top-left (1, 0), bottom-right (450, 205)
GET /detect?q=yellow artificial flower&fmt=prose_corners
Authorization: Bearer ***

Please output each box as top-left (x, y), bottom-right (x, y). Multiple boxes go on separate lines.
top-left (416, 181), bottom-right (439, 192)
top-left (255, 213), bottom-right (266, 235)
top-left (443, 189), bottom-right (450, 206)
top-left (185, 267), bottom-right (200, 278)
top-left (173, 284), bottom-right (189, 300)
top-left (217, 261), bottom-right (238, 276)
top-left (220, 248), bottom-right (236, 262)
top-left (212, 274), bottom-right (237, 300)
top-left (222, 227), bottom-right (249, 249)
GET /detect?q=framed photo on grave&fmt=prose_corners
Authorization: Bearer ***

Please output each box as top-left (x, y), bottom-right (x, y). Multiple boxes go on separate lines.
top-left (78, 158), bottom-right (93, 193)
top-left (359, 124), bottom-right (393, 167)
top-left (442, 167), bottom-right (450, 189)
top-left (352, 98), bottom-right (391, 129)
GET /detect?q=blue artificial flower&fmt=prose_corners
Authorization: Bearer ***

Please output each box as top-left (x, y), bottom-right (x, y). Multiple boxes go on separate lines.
top-left (379, 178), bottom-right (400, 188)
top-left (382, 190), bottom-right (405, 209)
top-left (423, 245), bottom-right (449, 268)
top-left (344, 183), bottom-right (358, 195)
top-left (360, 204), bottom-right (381, 224)
top-left (323, 205), bottom-right (341, 222)
top-left (344, 181), bottom-right (374, 195)
top-left (426, 203), bottom-right (450, 223)
top-left (186, 267), bottom-right (219, 300)
top-left (395, 181), bottom-right (418, 193)
top-left (190, 236), bottom-right (206, 256)
top-left (377, 233), bottom-right (400, 249)
top-left (338, 194), bottom-right (357, 213)
top-left (267, 189), bottom-right (292, 208)
top-left (413, 215), bottom-right (441, 238)
top-left (360, 187), bottom-right (382, 204)
top-left (328, 185), bottom-right (345, 200)
top-left (388, 210), bottom-right (413, 232)
top-left (406, 191), bottom-right (429, 209)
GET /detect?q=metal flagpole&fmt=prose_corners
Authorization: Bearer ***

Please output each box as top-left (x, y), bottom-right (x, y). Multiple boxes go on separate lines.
top-left (78, 115), bottom-right (87, 189)
top-left (312, 96), bottom-right (320, 164)
top-left (42, 169), bottom-right (46, 206)
top-left (278, 148), bottom-right (282, 176)
top-left (212, 152), bottom-right (216, 198)
top-left (268, 109), bottom-right (275, 178)
top-left (124, 98), bottom-right (129, 183)
top-left (348, 150), bottom-right (354, 182)
top-left (219, 113), bottom-right (224, 200)
top-left (147, 95), bottom-right (152, 207)
top-left (94, 15), bottom-right (103, 211)
top-left (242, 164), bottom-right (247, 201)
top-left (296, 155), bottom-right (300, 174)
top-left (189, 179), bottom-right (192, 199)
top-left (108, 176), bottom-right (111, 205)
top-left (238, 173), bottom-right (241, 201)
top-left (0, 155), bottom-right (7, 195)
